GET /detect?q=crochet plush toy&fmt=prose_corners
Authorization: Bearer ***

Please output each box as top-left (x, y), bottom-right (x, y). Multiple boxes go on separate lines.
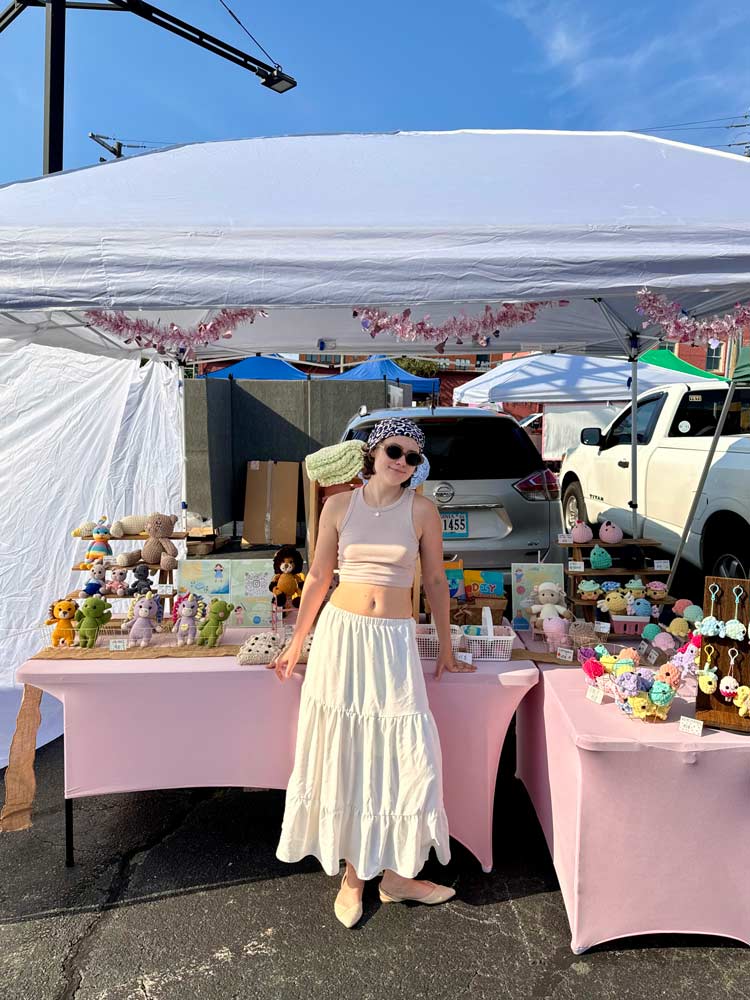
top-left (529, 582), bottom-right (567, 621)
top-left (79, 563), bottom-right (107, 599)
top-left (116, 513), bottom-right (179, 571)
top-left (75, 596), bottom-right (112, 648)
top-left (127, 564), bottom-right (154, 596)
top-left (102, 566), bottom-right (129, 598)
top-left (110, 514), bottom-right (150, 538)
top-left (73, 517), bottom-right (114, 570)
top-left (305, 440), bottom-right (366, 487)
top-left (46, 599), bottom-right (78, 647)
top-left (197, 599), bottom-right (234, 648)
top-left (121, 592), bottom-right (162, 648)
top-left (269, 545), bottom-right (305, 608)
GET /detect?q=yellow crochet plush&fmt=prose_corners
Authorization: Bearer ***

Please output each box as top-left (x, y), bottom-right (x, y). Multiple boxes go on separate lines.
top-left (305, 440), bottom-right (366, 487)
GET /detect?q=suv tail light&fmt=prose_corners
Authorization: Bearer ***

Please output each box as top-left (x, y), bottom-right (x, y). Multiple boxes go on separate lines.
top-left (513, 469), bottom-right (560, 501)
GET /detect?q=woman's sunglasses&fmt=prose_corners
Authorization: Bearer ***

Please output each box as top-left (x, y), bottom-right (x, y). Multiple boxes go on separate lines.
top-left (381, 443), bottom-right (424, 467)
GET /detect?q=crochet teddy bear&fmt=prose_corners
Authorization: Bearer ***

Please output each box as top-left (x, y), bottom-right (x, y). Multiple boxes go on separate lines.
top-left (127, 564), bottom-right (154, 596)
top-left (102, 566), bottom-right (129, 598)
top-left (269, 545), bottom-right (305, 608)
top-left (117, 513), bottom-right (179, 571)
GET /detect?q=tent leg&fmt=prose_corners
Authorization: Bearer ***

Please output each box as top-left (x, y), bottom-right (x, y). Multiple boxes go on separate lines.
top-left (65, 798), bottom-right (74, 867)
top-left (629, 359), bottom-right (638, 539)
top-left (179, 364), bottom-right (188, 534)
top-left (665, 380), bottom-right (737, 593)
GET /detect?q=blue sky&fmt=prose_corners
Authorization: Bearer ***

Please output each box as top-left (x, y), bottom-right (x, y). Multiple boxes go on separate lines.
top-left (1, 0), bottom-right (748, 185)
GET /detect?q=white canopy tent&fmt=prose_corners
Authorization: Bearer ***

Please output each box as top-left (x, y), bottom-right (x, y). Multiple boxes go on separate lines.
top-left (453, 353), bottom-right (724, 405)
top-left (2, 129), bottom-right (750, 768)
top-left (1, 130), bottom-right (750, 360)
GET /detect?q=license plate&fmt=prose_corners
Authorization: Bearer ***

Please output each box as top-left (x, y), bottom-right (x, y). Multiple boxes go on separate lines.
top-left (441, 511), bottom-right (469, 538)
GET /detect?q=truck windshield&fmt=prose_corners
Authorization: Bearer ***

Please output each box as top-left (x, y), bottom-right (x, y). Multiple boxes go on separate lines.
top-left (668, 388), bottom-right (750, 437)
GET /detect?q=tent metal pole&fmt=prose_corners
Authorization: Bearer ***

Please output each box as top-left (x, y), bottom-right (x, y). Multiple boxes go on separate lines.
top-left (629, 358), bottom-right (638, 539)
top-left (665, 379), bottom-right (737, 593)
top-left (179, 363), bottom-right (188, 534)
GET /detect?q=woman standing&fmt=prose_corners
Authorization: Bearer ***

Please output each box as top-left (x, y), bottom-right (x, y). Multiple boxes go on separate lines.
top-left (272, 417), bottom-right (475, 928)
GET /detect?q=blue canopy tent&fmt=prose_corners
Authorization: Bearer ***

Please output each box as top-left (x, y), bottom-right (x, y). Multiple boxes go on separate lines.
top-left (327, 355), bottom-right (439, 395)
top-left (203, 354), bottom-right (307, 379)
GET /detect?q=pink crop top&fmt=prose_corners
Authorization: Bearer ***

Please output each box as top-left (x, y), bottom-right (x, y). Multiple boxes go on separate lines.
top-left (337, 486), bottom-right (419, 589)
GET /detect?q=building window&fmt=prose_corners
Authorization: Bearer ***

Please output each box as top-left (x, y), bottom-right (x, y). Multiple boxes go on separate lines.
top-left (706, 344), bottom-right (723, 372)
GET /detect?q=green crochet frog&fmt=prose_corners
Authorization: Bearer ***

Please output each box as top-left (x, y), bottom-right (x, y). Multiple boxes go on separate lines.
top-left (75, 596), bottom-right (113, 648)
top-left (197, 599), bottom-right (235, 648)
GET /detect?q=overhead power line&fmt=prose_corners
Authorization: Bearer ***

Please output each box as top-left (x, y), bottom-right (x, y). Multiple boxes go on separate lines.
top-left (217, 0), bottom-right (277, 66)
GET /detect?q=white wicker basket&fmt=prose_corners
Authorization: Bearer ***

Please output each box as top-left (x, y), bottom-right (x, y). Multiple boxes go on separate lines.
top-left (415, 623), bottom-right (463, 659)
top-left (465, 625), bottom-right (515, 661)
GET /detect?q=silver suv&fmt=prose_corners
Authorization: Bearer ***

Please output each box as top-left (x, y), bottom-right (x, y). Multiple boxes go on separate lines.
top-left (342, 407), bottom-right (561, 571)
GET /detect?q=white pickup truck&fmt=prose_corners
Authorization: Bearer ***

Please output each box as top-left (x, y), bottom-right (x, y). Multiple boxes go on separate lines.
top-left (560, 381), bottom-right (750, 578)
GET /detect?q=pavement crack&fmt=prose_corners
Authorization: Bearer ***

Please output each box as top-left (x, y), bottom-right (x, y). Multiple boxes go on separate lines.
top-left (54, 791), bottom-right (215, 1000)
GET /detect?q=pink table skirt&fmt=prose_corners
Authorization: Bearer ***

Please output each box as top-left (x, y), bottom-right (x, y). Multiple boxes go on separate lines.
top-left (516, 663), bottom-right (750, 953)
top-left (17, 632), bottom-right (538, 874)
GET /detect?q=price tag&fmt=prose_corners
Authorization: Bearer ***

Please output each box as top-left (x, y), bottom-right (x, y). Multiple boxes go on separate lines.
top-left (556, 646), bottom-right (574, 662)
top-left (568, 560), bottom-right (585, 573)
top-left (647, 648), bottom-right (660, 665)
top-left (455, 651), bottom-right (473, 665)
top-left (156, 583), bottom-right (174, 596)
top-left (638, 640), bottom-right (649, 655)
top-left (109, 638), bottom-right (127, 652)
top-left (557, 533), bottom-right (573, 545)
top-left (594, 621), bottom-right (611, 634)
top-left (653, 559), bottom-right (671, 571)
top-left (679, 716), bottom-right (704, 737)
top-left (586, 685), bottom-right (605, 704)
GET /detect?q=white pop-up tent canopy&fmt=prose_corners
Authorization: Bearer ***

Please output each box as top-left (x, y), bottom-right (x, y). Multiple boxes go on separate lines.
top-left (2, 129), bottom-right (750, 769)
top-left (1, 129), bottom-right (750, 360)
top-left (453, 353), bottom-right (725, 406)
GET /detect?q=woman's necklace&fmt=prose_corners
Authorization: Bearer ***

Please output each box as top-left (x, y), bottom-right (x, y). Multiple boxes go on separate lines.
top-left (363, 483), bottom-right (401, 516)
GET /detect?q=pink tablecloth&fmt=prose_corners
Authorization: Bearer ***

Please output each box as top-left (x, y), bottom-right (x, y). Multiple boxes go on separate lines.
top-left (516, 663), bottom-right (750, 953)
top-left (17, 634), bottom-right (537, 874)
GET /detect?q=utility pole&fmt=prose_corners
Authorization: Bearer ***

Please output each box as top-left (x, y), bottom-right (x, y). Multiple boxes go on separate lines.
top-left (0, 0), bottom-right (297, 177)
top-left (89, 133), bottom-right (123, 160)
top-left (43, 0), bottom-right (66, 174)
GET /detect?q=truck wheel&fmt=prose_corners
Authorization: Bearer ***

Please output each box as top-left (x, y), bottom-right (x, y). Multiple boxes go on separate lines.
top-left (704, 523), bottom-right (750, 579)
top-left (562, 481), bottom-right (588, 530)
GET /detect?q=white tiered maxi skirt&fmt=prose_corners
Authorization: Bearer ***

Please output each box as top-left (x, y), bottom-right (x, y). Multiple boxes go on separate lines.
top-left (276, 603), bottom-right (451, 880)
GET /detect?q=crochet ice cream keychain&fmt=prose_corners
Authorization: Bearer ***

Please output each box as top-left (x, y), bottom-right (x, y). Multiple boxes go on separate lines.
top-left (697, 584), bottom-right (722, 637)
top-left (722, 586), bottom-right (747, 641)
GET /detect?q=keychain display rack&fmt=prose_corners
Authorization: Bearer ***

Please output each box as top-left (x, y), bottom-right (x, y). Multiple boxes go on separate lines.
top-left (695, 575), bottom-right (750, 734)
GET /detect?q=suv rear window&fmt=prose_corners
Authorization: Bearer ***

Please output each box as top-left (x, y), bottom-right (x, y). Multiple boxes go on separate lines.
top-left (668, 388), bottom-right (750, 437)
top-left (347, 416), bottom-right (542, 479)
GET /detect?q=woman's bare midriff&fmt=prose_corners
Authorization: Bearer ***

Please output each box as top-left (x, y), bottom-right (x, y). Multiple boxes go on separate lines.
top-left (329, 580), bottom-right (413, 618)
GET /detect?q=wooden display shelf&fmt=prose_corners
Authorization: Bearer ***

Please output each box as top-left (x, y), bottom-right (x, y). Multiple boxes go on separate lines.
top-left (570, 595), bottom-right (674, 607)
top-left (76, 532), bottom-right (187, 541)
top-left (566, 567), bottom-right (670, 577)
top-left (558, 538), bottom-right (661, 548)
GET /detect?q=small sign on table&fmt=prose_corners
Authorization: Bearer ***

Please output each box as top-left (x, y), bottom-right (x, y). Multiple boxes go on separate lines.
top-left (109, 638), bottom-right (128, 652)
top-left (653, 559), bottom-right (671, 571)
top-left (156, 583), bottom-right (174, 596)
top-left (556, 646), bottom-right (575, 662)
top-left (678, 716), bottom-right (704, 737)
top-left (586, 686), bottom-right (605, 704)
top-left (557, 533), bottom-right (574, 545)
top-left (594, 621), bottom-right (612, 634)
top-left (455, 651), bottom-right (474, 665)
top-left (568, 560), bottom-right (585, 573)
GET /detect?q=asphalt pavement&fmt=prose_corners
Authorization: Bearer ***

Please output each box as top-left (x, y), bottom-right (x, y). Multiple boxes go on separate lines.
top-left (2, 718), bottom-right (748, 1000)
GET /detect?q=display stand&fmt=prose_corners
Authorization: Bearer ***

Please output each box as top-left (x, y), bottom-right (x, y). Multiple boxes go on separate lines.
top-left (695, 574), bottom-right (750, 734)
top-left (71, 531), bottom-right (186, 615)
top-left (559, 538), bottom-right (674, 634)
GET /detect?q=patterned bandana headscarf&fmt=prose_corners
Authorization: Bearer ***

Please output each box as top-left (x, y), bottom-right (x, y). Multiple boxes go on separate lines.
top-left (366, 417), bottom-right (426, 453)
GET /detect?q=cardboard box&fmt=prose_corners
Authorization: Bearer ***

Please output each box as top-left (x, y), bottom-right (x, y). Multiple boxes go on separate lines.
top-left (242, 460), bottom-right (300, 547)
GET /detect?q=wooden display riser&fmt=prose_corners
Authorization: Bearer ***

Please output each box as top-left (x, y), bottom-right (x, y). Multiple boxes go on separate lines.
top-left (33, 644), bottom-right (242, 661)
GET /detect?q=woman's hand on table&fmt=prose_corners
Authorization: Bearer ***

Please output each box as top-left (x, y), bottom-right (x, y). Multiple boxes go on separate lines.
top-left (268, 637), bottom-right (303, 682)
top-left (435, 649), bottom-right (477, 681)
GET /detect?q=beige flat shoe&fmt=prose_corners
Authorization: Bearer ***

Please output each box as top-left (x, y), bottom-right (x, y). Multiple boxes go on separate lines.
top-left (379, 880), bottom-right (455, 905)
top-left (334, 872), bottom-right (363, 928)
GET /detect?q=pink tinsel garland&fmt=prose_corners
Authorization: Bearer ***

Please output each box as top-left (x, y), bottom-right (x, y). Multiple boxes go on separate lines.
top-left (353, 301), bottom-right (569, 352)
top-left (636, 288), bottom-right (750, 348)
top-left (84, 307), bottom-right (267, 358)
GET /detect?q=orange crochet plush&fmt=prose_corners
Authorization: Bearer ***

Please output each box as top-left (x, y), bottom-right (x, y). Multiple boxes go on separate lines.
top-left (46, 599), bottom-right (79, 647)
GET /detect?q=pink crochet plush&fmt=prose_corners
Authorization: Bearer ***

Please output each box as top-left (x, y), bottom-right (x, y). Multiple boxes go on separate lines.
top-left (598, 520), bottom-right (623, 544)
top-left (571, 520), bottom-right (594, 543)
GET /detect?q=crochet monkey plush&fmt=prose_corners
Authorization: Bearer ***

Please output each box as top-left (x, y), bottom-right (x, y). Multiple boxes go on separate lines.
top-left (268, 546), bottom-right (305, 608)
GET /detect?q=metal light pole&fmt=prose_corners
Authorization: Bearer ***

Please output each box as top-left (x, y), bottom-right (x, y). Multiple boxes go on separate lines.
top-left (42, 0), bottom-right (66, 174)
